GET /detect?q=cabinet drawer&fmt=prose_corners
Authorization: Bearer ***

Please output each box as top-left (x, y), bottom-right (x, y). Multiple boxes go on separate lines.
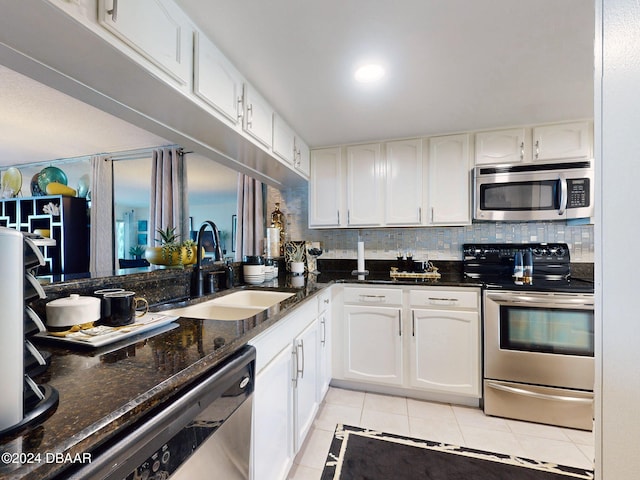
top-left (343, 287), bottom-right (402, 305)
top-left (409, 289), bottom-right (478, 310)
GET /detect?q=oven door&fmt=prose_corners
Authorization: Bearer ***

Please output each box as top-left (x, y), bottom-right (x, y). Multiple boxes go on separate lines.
top-left (484, 290), bottom-right (594, 391)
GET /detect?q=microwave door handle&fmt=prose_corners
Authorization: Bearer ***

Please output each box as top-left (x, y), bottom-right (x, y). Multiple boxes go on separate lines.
top-left (558, 175), bottom-right (568, 215)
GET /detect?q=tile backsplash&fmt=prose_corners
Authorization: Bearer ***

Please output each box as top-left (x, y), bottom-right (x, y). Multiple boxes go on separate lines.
top-left (267, 186), bottom-right (594, 262)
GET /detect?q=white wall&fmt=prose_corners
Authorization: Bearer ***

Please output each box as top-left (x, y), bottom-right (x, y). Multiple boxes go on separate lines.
top-left (596, 0), bottom-right (640, 478)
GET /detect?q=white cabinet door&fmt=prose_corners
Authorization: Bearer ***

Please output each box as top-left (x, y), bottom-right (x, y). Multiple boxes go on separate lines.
top-left (343, 305), bottom-right (403, 386)
top-left (410, 308), bottom-right (480, 397)
top-left (317, 294), bottom-right (332, 400)
top-left (309, 148), bottom-right (343, 227)
top-left (533, 122), bottom-right (591, 161)
top-left (426, 134), bottom-right (472, 225)
top-left (295, 137), bottom-right (311, 177)
top-left (99, 0), bottom-right (191, 85)
top-left (273, 113), bottom-right (296, 165)
top-left (346, 144), bottom-right (384, 226)
top-left (385, 139), bottom-right (424, 225)
top-left (475, 128), bottom-right (528, 164)
top-left (252, 345), bottom-right (293, 480)
top-left (193, 31), bottom-right (243, 125)
top-left (293, 320), bottom-right (320, 452)
top-left (243, 84), bottom-right (273, 148)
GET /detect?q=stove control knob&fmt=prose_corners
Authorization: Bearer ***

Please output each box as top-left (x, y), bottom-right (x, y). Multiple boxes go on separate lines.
top-left (554, 246), bottom-right (566, 257)
top-left (532, 247), bottom-right (545, 256)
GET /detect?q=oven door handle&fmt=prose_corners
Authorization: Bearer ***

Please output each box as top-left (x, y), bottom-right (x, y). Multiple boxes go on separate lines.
top-left (486, 382), bottom-right (592, 404)
top-left (486, 293), bottom-right (594, 307)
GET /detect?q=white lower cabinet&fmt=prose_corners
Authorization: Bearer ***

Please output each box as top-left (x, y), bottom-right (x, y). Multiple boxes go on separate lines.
top-left (337, 285), bottom-right (481, 400)
top-left (410, 308), bottom-right (480, 396)
top-left (250, 297), bottom-right (327, 480)
top-left (293, 320), bottom-right (319, 451)
top-left (253, 344), bottom-right (293, 480)
top-left (343, 305), bottom-right (403, 386)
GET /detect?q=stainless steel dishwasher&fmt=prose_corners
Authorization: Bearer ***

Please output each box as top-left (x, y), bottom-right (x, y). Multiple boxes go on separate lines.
top-left (67, 345), bottom-right (255, 480)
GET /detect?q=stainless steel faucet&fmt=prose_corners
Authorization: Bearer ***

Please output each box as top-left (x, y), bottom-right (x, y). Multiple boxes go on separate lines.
top-left (192, 221), bottom-right (224, 297)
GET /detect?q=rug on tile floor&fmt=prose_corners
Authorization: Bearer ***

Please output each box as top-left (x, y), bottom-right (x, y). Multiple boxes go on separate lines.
top-left (320, 424), bottom-right (594, 480)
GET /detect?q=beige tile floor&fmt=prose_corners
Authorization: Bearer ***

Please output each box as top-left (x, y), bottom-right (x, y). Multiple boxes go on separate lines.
top-left (287, 387), bottom-right (595, 479)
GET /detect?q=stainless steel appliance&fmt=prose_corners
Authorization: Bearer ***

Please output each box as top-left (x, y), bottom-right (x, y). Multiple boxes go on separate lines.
top-left (464, 243), bottom-right (595, 430)
top-left (69, 345), bottom-right (255, 480)
top-left (473, 160), bottom-right (594, 221)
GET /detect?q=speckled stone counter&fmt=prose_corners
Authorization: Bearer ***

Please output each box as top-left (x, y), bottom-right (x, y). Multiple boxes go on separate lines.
top-left (1, 278), bottom-right (323, 480)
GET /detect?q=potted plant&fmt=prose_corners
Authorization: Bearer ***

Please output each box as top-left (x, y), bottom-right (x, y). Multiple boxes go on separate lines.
top-left (285, 241), bottom-right (306, 274)
top-left (129, 244), bottom-right (145, 260)
top-left (145, 226), bottom-right (184, 266)
top-left (181, 238), bottom-right (198, 265)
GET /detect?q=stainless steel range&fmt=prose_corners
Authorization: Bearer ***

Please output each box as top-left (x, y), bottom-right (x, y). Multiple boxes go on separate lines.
top-left (463, 243), bottom-right (594, 431)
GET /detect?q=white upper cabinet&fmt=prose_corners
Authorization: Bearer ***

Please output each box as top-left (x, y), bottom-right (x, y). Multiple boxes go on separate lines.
top-left (475, 128), bottom-right (529, 164)
top-left (427, 134), bottom-right (472, 225)
top-left (346, 144), bottom-right (384, 227)
top-left (99, 0), bottom-right (192, 86)
top-left (273, 113), bottom-right (297, 165)
top-left (533, 121), bottom-right (592, 161)
top-left (385, 139), bottom-right (424, 225)
top-left (193, 31), bottom-right (243, 125)
top-left (273, 114), bottom-right (311, 178)
top-left (294, 137), bottom-right (310, 177)
top-left (309, 148), bottom-right (344, 227)
top-left (243, 84), bottom-right (273, 148)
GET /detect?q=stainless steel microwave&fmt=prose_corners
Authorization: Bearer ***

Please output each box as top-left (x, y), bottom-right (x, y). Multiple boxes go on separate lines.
top-left (473, 160), bottom-right (594, 221)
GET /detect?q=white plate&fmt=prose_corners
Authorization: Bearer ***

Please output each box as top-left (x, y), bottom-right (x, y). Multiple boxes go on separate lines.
top-left (34, 313), bottom-right (178, 348)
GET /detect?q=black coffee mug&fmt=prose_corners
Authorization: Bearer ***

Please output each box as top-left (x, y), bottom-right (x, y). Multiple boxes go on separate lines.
top-left (94, 288), bottom-right (125, 321)
top-left (102, 291), bottom-right (149, 327)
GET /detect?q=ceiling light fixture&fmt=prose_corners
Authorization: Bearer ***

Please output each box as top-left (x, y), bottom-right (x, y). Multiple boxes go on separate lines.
top-left (354, 64), bottom-right (385, 83)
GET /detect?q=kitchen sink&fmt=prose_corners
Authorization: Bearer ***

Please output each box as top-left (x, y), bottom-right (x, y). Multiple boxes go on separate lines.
top-left (209, 290), bottom-right (294, 308)
top-left (161, 290), bottom-right (294, 321)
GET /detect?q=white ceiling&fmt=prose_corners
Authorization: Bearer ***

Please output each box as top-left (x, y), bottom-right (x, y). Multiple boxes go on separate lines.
top-left (0, 0), bottom-right (594, 177)
top-left (174, 0), bottom-right (594, 148)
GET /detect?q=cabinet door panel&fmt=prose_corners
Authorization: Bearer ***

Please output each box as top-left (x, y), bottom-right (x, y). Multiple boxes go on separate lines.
top-left (309, 148), bottom-right (343, 227)
top-left (475, 128), bottom-right (527, 164)
top-left (294, 321), bottom-right (319, 452)
top-left (343, 306), bottom-right (403, 385)
top-left (533, 122), bottom-right (591, 161)
top-left (346, 144), bottom-right (383, 226)
top-left (427, 134), bottom-right (471, 225)
top-left (193, 31), bottom-right (242, 124)
top-left (410, 308), bottom-right (480, 396)
top-left (386, 139), bottom-right (423, 225)
top-left (273, 114), bottom-right (296, 165)
top-left (243, 85), bottom-right (273, 147)
top-left (253, 345), bottom-right (293, 480)
top-left (99, 0), bottom-right (191, 85)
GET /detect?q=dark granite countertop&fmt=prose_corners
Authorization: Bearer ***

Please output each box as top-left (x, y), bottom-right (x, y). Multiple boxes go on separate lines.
top-left (1, 258), bottom-right (591, 479)
top-left (1, 281), bottom-right (324, 480)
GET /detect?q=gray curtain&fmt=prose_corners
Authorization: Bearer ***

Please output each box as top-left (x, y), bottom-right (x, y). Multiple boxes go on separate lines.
top-left (235, 173), bottom-right (265, 259)
top-left (149, 147), bottom-right (189, 245)
top-left (89, 154), bottom-right (114, 273)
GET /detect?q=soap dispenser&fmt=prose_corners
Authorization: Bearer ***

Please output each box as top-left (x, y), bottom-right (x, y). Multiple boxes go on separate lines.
top-left (513, 251), bottom-right (524, 285)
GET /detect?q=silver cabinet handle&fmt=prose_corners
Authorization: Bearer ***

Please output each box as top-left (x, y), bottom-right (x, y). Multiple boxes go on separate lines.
top-left (428, 297), bottom-right (460, 305)
top-left (486, 382), bottom-right (592, 404)
top-left (247, 104), bottom-right (253, 128)
top-left (520, 141), bottom-right (525, 160)
top-left (291, 349), bottom-right (298, 387)
top-left (297, 339), bottom-right (305, 379)
top-left (337, 210), bottom-right (340, 225)
top-left (412, 310), bottom-right (415, 337)
top-left (535, 140), bottom-right (540, 159)
top-left (398, 310), bottom-right (402, 336)
top-left (107, 0), bottom-right (118, 21)
top-left (321, 317), bottom-right (327, 346)
top-left (418, 207), bottom-right (422, 223)
top-left (358, 294), bottom-right (387, 303)
top-left (236, 96), bottom-right (244, 120)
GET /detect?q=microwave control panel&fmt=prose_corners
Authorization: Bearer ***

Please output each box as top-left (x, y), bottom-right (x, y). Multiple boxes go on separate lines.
top-left (567, 178), bottom-right (590, 208)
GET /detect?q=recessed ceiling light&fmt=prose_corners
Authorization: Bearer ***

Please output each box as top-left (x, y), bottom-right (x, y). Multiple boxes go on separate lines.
top-left (354, 64), bottom-right (385, 83)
